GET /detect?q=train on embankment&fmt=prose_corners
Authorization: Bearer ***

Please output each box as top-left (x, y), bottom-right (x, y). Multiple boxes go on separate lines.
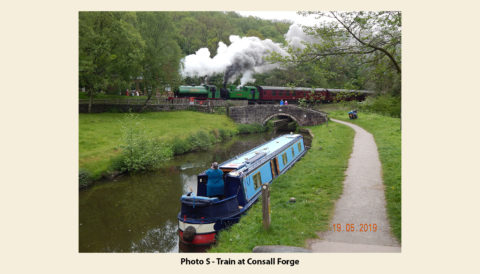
top-left (175, 84), bottom-right (374, 103)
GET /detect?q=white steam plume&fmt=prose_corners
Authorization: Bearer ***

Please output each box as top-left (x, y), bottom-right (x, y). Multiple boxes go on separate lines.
top-left (285, 24), bottom-right (321, 49)
top-left (181, 35), bottom-right (288, 86)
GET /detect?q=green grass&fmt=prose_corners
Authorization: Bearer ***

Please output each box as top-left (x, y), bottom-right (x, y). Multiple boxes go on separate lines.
top-left (79, 111), bottom-right (238, 180)
top-left (330, 111), bottom-right (401, 242)
top-left (209, 122), bottom-right (354, 252)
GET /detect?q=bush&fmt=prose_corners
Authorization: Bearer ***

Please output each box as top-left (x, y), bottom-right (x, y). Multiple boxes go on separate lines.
top-left (218, 128), bottom-right (230, 140)
top-left (236, 123), bottom-right (267, 134)
top-left (115, 113), bottom-right (173, 173)
top-left (324, 94), bottom-right (401, 118)
top-left (171, 138), bottom-right (192, 155)
top-left (187, 130), bottom-right (214, 151)
top-left (364, 94), bottom-right (401, 117)
top-left (79, 169), bottom-right (92, 189)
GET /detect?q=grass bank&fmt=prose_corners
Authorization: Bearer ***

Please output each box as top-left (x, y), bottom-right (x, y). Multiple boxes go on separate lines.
top-left (209, 122), bottom-right (354, 252)
top-left (330, 111), bottom-right (401, 242)
top-left (80, 111), bottom-right (238, 181)
top-left (79, 111), bottom-right (270, 187)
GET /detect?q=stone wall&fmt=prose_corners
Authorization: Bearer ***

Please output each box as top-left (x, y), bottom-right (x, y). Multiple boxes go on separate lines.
top-left (79, 104), bottom-right (221, 113)
top-left (79, 99), bottom-right (247, 113)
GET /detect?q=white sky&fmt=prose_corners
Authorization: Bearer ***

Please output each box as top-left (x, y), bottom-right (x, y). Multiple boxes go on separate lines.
top-left (236, 11), bottom-right (318, 26)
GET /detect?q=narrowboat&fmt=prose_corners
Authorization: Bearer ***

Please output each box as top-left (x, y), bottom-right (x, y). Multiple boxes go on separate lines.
top-left (178, 133), bottom-right (307, 246)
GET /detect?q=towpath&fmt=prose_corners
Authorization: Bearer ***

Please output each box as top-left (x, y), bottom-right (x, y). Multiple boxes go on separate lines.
top-left (308, 119), bottom-right (400, 252)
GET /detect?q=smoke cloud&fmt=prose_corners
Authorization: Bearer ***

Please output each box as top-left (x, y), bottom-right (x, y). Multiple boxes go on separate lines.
top-left (180, 25), bottom-right (323, 86)
top-left (284, 24), bottom-right (321, 50)
top-left (181, 35), bottom-right (287, 86)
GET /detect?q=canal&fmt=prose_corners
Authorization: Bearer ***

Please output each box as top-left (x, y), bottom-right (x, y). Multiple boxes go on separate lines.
top-left (79, 131), bottom-right (282, 252)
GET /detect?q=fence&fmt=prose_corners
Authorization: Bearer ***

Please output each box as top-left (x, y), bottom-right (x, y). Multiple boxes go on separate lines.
top-left (79, 98), bottom-right (248, 107)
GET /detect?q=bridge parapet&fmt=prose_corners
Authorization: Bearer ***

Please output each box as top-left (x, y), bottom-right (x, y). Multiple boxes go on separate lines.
top-left (228, 105), bottom-right (328, 126)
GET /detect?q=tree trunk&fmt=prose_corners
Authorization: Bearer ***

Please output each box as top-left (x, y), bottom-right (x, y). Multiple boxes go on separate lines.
top-left (88, 89), bottom-right (93, 113)
top-left (141, 85), bottom-right (153, 112)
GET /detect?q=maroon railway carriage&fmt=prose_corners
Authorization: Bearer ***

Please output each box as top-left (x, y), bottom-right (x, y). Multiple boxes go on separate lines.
top-left (257, 86), bottom-right (373, 103)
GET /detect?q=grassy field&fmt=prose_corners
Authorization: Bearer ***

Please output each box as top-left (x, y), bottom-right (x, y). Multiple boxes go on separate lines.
top-left (209, 122), bottom-right (354, 252)
top-left (79, 111), bottom-right (238, 180)
top-left (330, 110), bottom-right (401, 242)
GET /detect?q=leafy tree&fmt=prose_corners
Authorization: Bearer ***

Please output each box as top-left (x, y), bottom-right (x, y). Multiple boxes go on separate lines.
top-left (79, 12), bottom-right (144, 112)
top-left (300, 11), bottom-right (401, 75)
top-left (245, 29), bottom-right (265, 39)
top-left (268, 11), bottom-right (401, 96)
top-left (135, 12), bottom-right (182, 108)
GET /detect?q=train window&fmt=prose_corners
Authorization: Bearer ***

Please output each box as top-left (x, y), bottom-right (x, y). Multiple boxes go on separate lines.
top-left (298, 142), bottom-right (302, 152)
top-left (282, 153), bottom-right (287, 165)
top-left (272, 91), bottom-right (276, 96)
top-left (253, 172), bottom-right (262, 189)
top-left (291, 147), bottom-right (295, 156)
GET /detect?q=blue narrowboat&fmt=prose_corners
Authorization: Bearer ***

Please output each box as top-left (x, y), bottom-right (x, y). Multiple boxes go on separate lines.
top-left (178, 134), bottom-right (307, 246)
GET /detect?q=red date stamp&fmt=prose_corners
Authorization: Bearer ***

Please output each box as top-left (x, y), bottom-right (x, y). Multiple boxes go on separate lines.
top-left (331, 223), bottom-right (378, 232)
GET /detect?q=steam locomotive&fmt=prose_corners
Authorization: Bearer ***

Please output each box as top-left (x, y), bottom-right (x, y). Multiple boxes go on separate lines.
top-left (175, 84), bottom-right (374, 103)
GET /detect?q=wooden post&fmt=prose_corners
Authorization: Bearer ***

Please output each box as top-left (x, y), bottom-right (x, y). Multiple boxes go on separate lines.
top-left (262, 184), bottom-right (271, 229)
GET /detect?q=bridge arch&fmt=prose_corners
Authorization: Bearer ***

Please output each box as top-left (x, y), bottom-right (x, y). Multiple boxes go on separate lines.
top-left (262, 113), bottom-right (300, 126)
top-left (228, 105), bottom-right (328, 126)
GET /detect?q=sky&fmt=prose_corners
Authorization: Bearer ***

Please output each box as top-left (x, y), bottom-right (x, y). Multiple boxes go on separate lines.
top-left (236, 11), bottom-right (319, 26)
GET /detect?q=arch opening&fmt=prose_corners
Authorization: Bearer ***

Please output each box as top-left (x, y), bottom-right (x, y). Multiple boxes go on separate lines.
top-left (263, 113), bottom-right (299, 132)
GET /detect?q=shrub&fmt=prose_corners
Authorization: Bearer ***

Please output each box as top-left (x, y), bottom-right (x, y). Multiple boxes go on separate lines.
top-left (79, 169), bottom-right (92, 189)
top-left (218, 128), bottom-right (230, 140)
top-left (236, 123), bottom-right (267, 134)
top-left (115, 113), bottom-right (173, 173)
top-left (187, 130), bottom-right (214, 151)
top-left (171, 138), bottom-right (192, 155)
top-left (298, 98), bottom-right (308, 108)
top-left (365, 94), bottom-right (401, 118)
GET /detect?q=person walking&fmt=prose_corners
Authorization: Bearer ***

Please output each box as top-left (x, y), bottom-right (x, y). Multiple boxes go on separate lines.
top-left (280, 99), bottom-right (284, 105)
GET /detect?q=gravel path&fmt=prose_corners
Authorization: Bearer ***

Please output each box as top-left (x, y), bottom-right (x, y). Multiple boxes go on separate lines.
top-left (308, 119), bottom-right (400, 252)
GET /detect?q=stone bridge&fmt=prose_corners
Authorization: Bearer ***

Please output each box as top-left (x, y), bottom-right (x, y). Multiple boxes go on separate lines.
top-left (228, 105), bottom-right (328, 126)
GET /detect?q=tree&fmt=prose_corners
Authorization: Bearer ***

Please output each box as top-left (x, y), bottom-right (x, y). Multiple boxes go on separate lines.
top-left (300, 11), bottom-right (401, 75)
top-left (267, 12), bottom-right (401, 95)
top-left (135, 12), bottom-right (182, 109)
top-left (79, 12), bottom-right (144, 112)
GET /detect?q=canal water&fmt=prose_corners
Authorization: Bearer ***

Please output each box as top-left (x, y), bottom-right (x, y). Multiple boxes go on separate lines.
top-left (79, 131), bottom-right (281, 253)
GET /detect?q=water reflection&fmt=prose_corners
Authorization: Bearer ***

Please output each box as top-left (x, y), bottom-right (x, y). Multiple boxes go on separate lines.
top-left (79, 132), bottom-right (280, 253)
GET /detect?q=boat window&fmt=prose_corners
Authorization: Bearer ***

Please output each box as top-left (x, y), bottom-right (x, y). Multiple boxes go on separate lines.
top-left (282, 153), bottom-right (287, 165)
top-left (291, 147), bottom-right (295, 156)
top-left (253, 172), bottom-right (262, 189)
top-left (298, 142), bottom-right (302, 151)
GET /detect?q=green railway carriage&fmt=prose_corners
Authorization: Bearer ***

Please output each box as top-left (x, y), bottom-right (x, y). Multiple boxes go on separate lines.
top-left (226, 85), bottom-right (259, 100)
top-left (177, 85), bottom-right (220, 99)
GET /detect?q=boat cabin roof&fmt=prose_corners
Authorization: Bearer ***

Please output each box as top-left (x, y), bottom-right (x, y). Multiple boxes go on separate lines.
top-left (219, 134), bottom-right (302, 171)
